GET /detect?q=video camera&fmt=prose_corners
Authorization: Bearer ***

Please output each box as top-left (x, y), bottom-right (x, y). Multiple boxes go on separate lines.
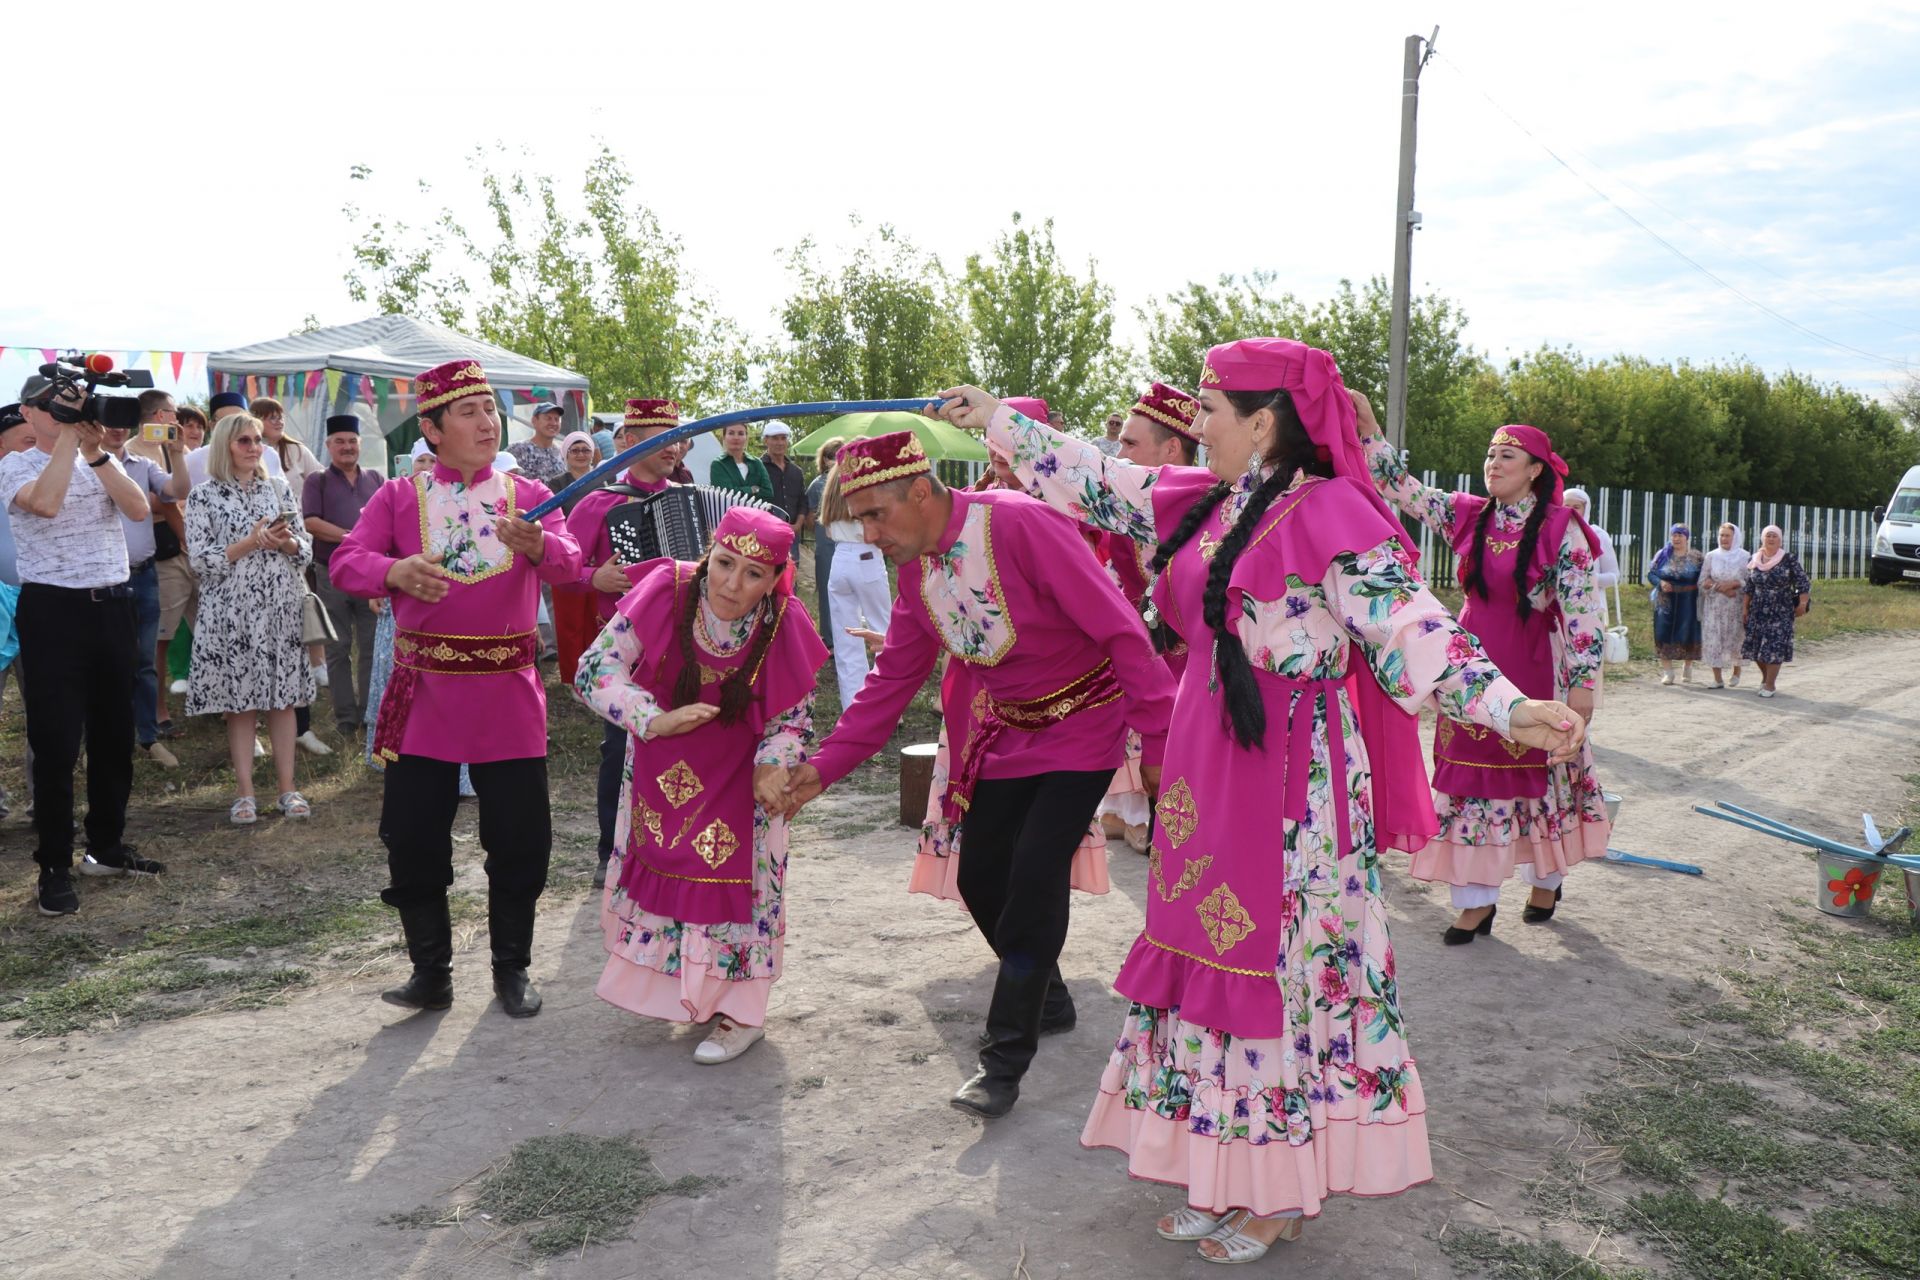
top-left (34, 353), bottom-right (153, 431)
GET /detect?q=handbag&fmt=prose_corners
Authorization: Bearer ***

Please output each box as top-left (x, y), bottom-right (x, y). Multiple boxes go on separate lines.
top-left (301, 589), bottom-right (338, 646)
top-left (1604, 582), bottom-right (1630, 666)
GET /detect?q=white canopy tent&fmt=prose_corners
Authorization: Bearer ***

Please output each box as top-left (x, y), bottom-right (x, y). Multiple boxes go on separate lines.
top-left (207, 315), bottom-right (589, 476)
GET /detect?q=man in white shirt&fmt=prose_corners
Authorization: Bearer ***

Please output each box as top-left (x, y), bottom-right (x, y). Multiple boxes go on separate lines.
top-left (0, 373), bottom-right (168, 917)
top-left (185, 391), bottom-right (283, 488)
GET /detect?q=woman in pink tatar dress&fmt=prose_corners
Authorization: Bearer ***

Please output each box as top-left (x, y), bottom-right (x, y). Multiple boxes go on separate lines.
top-left (1360, 415), bottom-right (1611, 943)
top-left (940, 338), bottom-right (1587, 1263)
top-left (573, 508), bottom-right (827, 1065)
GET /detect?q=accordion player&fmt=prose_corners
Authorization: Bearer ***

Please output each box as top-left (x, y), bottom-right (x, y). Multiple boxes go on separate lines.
top-left (603, 484), bottom-right (788, 565)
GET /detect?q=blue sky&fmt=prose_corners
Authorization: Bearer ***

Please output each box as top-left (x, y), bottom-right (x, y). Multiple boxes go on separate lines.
top-left (1, 0), bottom-right (1915, 407)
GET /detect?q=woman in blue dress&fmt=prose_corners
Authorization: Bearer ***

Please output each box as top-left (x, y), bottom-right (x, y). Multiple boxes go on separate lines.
top-left (1648, 523), bottom-right (1703, 685)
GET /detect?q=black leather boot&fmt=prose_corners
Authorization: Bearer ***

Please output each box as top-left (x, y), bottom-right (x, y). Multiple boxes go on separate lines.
top-left (952, 962), bottom-right (1052, 1119)
top-left (381, 898), bottom-right (453, 1010)
top-left (489, 897), bottom-right (543, 1019)
top-left (978, 965), bottom-right (1075, 1048)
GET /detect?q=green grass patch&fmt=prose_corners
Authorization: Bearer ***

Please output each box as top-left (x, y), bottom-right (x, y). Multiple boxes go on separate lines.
top-left (388, 1133), bottom-right (720, 1257)
top-left (1439, 1228), bottom-right (1648, 1280)
top-left (6, 959), bottom-right (311, 1036)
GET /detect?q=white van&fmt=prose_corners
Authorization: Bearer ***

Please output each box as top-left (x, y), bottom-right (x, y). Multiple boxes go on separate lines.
top-left (1870, 464), bottom-right (1920, 584)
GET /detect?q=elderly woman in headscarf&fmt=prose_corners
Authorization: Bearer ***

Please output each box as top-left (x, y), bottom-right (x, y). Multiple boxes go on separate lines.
top-left (1647, 523), bottom-right (1704, 684)
top-left (1561, 489), bottom-right (1619, 624)
top-left (1741, 524), bottom-right (1811, 699)
top-left (550, 430), bottom-right (607, 683)
top-left (1698, 522), bottom-right (1749, 687)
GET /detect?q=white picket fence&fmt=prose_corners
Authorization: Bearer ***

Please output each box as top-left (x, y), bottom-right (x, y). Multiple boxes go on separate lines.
top-left (1411, 473), bottom-right (1877, 584)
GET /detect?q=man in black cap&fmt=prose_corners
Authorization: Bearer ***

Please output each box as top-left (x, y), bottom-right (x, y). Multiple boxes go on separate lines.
top-left (507, 401), bottom-right (566, 485)
top-left (301, 414), bottom-right (385, 735)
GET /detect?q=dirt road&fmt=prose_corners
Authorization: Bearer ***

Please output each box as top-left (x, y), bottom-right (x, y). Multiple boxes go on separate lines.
top-left (3, 633), bottom-right (1916, 1279)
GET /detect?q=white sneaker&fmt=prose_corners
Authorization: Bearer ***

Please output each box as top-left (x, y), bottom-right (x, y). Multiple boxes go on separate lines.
top-left (143, 742), bottom-right (180, 769)
top-left (170, 679), bottom-right (189, 695)
top-left (313, 663), bottom-right (330, 688)
top-left (253, 737), bottom-right (267, 759)
top-left (693, 1018), bottom-right (765, 1065)
top-left (296, 730), bottom-right (333, 756)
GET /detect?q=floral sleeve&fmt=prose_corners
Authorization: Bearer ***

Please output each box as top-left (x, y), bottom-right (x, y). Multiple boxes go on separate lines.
top-left (571, 613), bottom-right (662, 739)
top-left (1325, 540), bottom-right (1525, 734)
top-left (984, 407), bottom-right (1159, 545)
top-left (1362, 436), bottom-right (1456, 540)
top-left (1552, 521), bottom-right (1604, 694)
top-left (755, 696), bottom-right (816, 768)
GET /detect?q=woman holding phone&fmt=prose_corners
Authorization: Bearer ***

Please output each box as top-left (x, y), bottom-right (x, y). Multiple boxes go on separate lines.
top-left (184, 412), bottom-right (317, 823)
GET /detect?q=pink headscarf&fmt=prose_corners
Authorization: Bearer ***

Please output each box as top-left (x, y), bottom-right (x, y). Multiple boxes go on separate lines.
top-left (1200, 337), bottom-right (1406, 547)
top-left (1750, 524), bottom-right (1786, 572)
top-left (1488, 424), bottom-right (1569, 503)
top-left (1002, 396), bottom-right (1051, 422)
top-left (560, 430), bottom-right (596, 458)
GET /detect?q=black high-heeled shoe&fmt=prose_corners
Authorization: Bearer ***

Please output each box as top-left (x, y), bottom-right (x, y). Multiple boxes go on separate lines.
top-left (1442, 903), bottom-right (1497, 946)
top-left (1522, 886), bottom-right (1563, 924)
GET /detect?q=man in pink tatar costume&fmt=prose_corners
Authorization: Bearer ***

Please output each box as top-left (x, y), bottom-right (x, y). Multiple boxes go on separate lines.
top-left (782, 430), bottom-right (1176, 1119)
top-left (947, 339), bottom-right (1587, 1260)
top-left (331, 360), bottom-right (583, 1019)
top-left (564, 398), bottom-right (685, 889)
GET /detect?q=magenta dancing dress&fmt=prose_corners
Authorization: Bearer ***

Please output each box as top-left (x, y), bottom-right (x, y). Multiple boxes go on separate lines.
top-left (992, 411), bottom-right (1530, 1218)
top-left (573, 562), bottom-right (827, 1028)
top-left (1363, 439), bottom-right (1611, 887)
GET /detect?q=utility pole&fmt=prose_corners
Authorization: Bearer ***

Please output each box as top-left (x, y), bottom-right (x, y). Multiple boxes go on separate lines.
top-left (1387, 27), bottom-right (1437, 454)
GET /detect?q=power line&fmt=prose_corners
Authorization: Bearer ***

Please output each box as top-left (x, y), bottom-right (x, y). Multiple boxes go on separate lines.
top-left (1432, 49), bottom-right (1914, 373)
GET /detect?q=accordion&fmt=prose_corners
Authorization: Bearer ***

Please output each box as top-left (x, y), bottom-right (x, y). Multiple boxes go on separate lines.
top-left (603, 484), bottom-right (788, 565)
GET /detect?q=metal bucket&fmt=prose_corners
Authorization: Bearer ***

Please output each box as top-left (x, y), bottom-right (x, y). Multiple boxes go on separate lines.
top-left (899, 743), bottom-right (938, 829)
top-left (1903, 868), bottom-right (1920, 928)
top-left (1816, 851), bottom-right (1885, 919)
top-left (1603, 792), bottom-right (1622, 825)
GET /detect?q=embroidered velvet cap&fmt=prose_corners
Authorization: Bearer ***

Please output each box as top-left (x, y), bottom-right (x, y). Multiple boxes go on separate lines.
top-left (209, 391), bottom-right (248, 412)
top-left (624, 398), bottom-right (680, 429)
top-left (416, 360), bottom-right (494, 412)
top-left (1131, 382), bottom-right (1199, 441)
top-left (1489, 424), bottom-right (1569, 503)
top-left (1002, 396), bottom-right (1050, 422)
top-left (836, 429), bottom-right (931, 495)
top-left (324, 414), bottom-right (361, 436)
top-left (713, 506), bottom-right (794, 568)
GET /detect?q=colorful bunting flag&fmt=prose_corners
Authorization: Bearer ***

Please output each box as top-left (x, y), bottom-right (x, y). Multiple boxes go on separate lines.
top-left (171, 351), bottom-right (186, 381)
top-left (325, 369), bottom-right (342, 405)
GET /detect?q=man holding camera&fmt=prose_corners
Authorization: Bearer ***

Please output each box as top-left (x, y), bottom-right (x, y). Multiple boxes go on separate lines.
top-left (0, 373), bottom-right (166, 917)
top-left (110, 391), bottom-right (191, 768)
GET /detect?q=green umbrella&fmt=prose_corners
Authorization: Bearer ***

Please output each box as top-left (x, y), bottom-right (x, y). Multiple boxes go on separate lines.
top-left (790, 410), bottom-right (989, 462)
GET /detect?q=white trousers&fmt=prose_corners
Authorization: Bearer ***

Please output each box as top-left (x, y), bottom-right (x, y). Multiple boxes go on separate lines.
top-left (828, 543), bottom-right (893, 704)
top-left (1449, 864), bottom-right (1564, 909)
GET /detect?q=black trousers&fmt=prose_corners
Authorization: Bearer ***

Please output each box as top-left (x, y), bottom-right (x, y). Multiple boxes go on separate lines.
top-left (955, 769), bottom-right (1114, 978)
top-left (596, 720), bottom-right (624, 857)
top-left (18, 583), bottom-right (136, 870)
top-left (377, 754), bottom-right (552, 909)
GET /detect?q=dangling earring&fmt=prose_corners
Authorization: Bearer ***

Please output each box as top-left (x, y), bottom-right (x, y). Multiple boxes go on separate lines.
top-left (1242, 441), bottom-right (1266, 486)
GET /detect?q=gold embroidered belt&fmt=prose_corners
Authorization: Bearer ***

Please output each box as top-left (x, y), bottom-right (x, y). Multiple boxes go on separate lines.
top-left (944, 660), bottom-right (1123, 824)
top-left (373, 628), bottom-right (538, 761)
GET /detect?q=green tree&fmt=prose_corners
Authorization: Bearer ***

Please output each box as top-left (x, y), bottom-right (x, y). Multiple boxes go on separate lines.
top-left (1138, 272), bottom-right (1302, 388)
top-left (759, 219), bottom-right (970, 404)
top-left (962, 213), bottom-right (1129, 429)
top-left (343, 146), bottom-right (746, 413)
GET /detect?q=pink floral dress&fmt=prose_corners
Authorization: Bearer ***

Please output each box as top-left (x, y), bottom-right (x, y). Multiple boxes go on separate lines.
top-left (574, 586), bottom-right (814, 1027)
top-left (1363, 438), bottom-right (1611, 886)
top-left (992, 412), bottom-right (1530, 1218)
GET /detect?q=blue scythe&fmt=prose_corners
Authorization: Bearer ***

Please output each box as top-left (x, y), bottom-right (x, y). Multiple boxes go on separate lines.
top-left (522, 398), bottom-right (949, 522)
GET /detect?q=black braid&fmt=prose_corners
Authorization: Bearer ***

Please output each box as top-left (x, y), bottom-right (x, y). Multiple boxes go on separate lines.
top-left (1509, 469), bottom-right (1555, 622)
top-left (669, 557), bottom-right (780, 725)
top-left (1200, 389), bottom-right (1332, 751)
top-left (669, 561), bottom-right (708, 710)
top-left (1460, 499), bottom-right (1498, 601)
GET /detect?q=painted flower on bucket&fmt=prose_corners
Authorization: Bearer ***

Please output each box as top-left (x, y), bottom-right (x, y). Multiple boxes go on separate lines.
top-left (1826, 865), bottom-right (1879, 908)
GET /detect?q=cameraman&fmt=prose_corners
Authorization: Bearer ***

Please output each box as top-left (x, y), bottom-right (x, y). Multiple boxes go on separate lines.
top-left (0, 373), bottom-right (167, 918)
